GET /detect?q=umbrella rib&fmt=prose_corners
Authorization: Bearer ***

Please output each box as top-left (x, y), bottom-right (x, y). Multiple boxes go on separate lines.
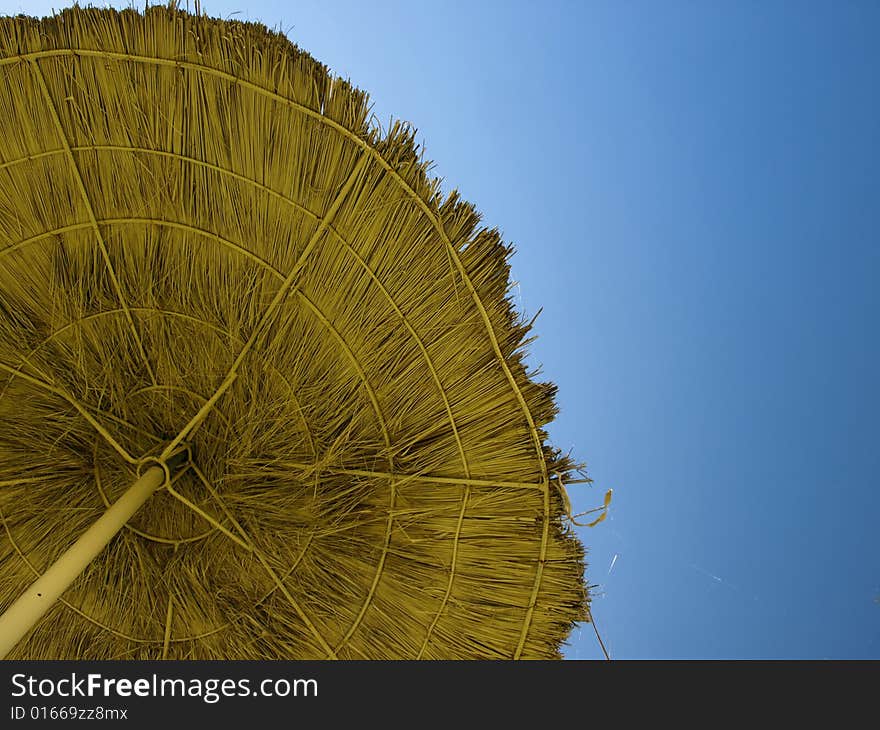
top-left (0, 477), bottom-right (52, 487)
top-left (0, 219), bottom-right (280, 274)
top-left (295, 292), bottom-right (390, 448)
top-left (134, 307), bottom-right (318, 458)
top-left (370, 162), bottom-right (552, 659)
top-left (0, 324), bottom-right (156, 463)
top-left (103, 218), bottom-right (278, 275)
top-left (0, 221), bottom-right (109, 261)
top-left (280, 463), bottom-right (544, 491)
top-left (27, 59), bottom-right (157, 387)
top-left (188, 464), bottom-right (336, 658)
top-left (294, 292), bottom-right (399, 654)
top-left (0, 147), bottom-right (65, 172)
top-left (163, 482), bottom-right (252, 553)
top-left (0, 300), bottom-right (315, 459)
top-left (151, 531), bottom-right (319, 651)
top-left (131, 384), bottom-right (233, 431)
top-left (329, 241), bottom-right (472, 657)
top-left (93, 459), bottom-right (216, 547)
top-left (157, 153), bottom-right (370, 462)
top-left (0, 359), bottom-right (136, 464)
top-left (0, 144), bottom-right (316, 241)
top-left (75, 145), bottom-right (317, 219)
top-left (161, 593), bottom-right (174, 659)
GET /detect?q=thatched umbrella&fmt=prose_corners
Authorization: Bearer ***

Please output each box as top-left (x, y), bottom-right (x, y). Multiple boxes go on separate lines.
top-left (0, 4), bottom-right (593, 659)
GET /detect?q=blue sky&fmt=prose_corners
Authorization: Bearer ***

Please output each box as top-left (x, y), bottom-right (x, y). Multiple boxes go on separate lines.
top-left (7, 0), bottom-right (879, 659)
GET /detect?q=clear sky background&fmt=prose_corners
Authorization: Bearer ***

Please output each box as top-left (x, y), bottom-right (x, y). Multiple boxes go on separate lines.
top-left (6, 0), bottom-right (878, 659)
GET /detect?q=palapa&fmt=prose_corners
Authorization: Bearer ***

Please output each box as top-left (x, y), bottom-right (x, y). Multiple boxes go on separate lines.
top-left (0, 4), bottom-right (591, 659)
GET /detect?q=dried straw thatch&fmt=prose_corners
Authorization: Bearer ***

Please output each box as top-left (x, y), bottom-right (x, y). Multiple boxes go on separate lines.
top-left (0, 3), bottom-right (589, 659)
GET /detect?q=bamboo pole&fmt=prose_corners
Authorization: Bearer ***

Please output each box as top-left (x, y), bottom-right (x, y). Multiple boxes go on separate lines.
top-left (0, 449), bottom-right (188, 659)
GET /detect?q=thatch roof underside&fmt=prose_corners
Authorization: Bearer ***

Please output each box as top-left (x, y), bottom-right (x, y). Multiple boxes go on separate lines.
top-left (0, 4), bottom-right (588, 659)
